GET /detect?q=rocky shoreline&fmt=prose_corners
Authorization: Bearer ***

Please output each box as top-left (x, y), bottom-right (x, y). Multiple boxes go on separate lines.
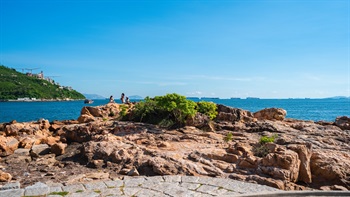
top-left (0, 103), bottom-right (349, 192)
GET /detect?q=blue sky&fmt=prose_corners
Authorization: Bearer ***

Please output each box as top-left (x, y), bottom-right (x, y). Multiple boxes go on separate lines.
top-left (1, 0), bottom-right (349, 99)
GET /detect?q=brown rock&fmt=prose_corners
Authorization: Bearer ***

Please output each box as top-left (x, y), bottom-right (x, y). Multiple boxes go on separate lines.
top-left (335, 116), bottom-right (350, 130)
top-left (44, 136), bottom-right (60, 146)
top-left (77, 114), bottom-right (95, 123)
top-left (235, 142), bottom-right (253, 156)
top-left (311, 150), bottom-right (350, 187)
top-left (222, 153), bottom-right (240, 163)
top-left (157, 141), bottom-right (170, 148)
top-left (49, 123), bottom-right (63, 132)
top-left (85, 172), bottom-right (109, 180)
top-left (254, 108), bottom-right (287, 121)
top-left (127, 167), bottom-right (140, 176)
top-left (92, 159), bottom-right (105, 168)
top-left (36, 154), bottom-right (57, 166)
top-left (110, 148), bottom-right (132, 163)
top-left (38, 119), bottom-right (50, 130)
top-left (148, 157), bottom-right (179, 175)
top-left (215, 105), bottom-right (254, 123)
top-left (261, 150), bottom-right (300, 182)
top-left (0, 136), bottom-right (19, 156)
top-left (288, 144), bottom-right (312, 183)
top-left (320, 185), bottom-right (349, 191)
top-left (5, 123), bottom-right (24, 136)
top-left (51, 143), bottom-right (67, 156)
top-left (247, 175), bottom-right (285, 190)
top-left (0, 170), bottom-right (12, 182)
top-left (238, 155), bottom-right (258, 169)
top-left (19, 137), bottom-right (35, 149)
top-left (30, 144), bottom-right (50, 157)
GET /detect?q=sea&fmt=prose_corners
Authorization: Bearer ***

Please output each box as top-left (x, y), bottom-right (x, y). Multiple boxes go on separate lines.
top-left (0, 98), bottom-right (349, 123)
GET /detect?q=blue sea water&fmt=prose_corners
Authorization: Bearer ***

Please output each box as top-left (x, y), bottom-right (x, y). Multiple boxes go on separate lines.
top-left (0, 98), bottom-right (349, 123)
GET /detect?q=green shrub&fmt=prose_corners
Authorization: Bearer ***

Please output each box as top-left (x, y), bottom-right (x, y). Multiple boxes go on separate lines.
top-left (154, 93), bottom-right (197, 125)
top-left (132, 93), bottom-right (197, 127)
top-left (253, 144), bottom-right (270, 157)
top-left (132, 97), bottom-right (159, 123)
top-left (119, 104), bottom-right (128, 117)
top-left (132, 93), bottom-right (220, 128)
top-left (259, 134), bottom-right (278, 144)
top-left (197, 101), bottom-right (218, 120)
top-left (253, 134), bottom-right (278, 157)
top-left (224, 132), bottom-right (233, 142)
top-left (108, 110), bottom-right (115, 117)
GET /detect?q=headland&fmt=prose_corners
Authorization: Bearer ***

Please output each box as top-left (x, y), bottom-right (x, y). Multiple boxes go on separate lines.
top-left (0, 98), bottom-right (349, 195)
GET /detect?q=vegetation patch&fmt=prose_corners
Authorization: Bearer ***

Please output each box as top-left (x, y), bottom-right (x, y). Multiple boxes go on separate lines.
top-left (197, 101), bottom-right (218, 120)
top-left (107, 186), bottom-right (116, 189)
top-left (119, 104), bottom-right (128, 117)
top-left (224, 132), bottom-right (233, 142)
top-left (259, 134), bottom-right (278, 144)
top-left (0, 65), bottom-right (85, 100)
top-left (119, 184), bottom-right (125, 195)
top-left (48, 191), bottom-right (69, 196)
top-left (132, 93), bottom-right (218, 128)
top-left (253, 134), bottom-right (278, 157)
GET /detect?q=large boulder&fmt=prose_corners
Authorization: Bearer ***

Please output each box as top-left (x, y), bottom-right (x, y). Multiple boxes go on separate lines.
top-left (0, 170), bottom-right (12, 182)
top-left (77, 114), bottom-right (95, 123)
top-left (82, 140), bottom-right (134, 166)
top-left (30, 144), bottom-right (50, 157)
top-left (4, 123), bottom-right (25, 136)
top-left (51, 143), bottom-right (67, 156)
top-left (18, 137), bottom-right (35, 149)
top-left (63, 124), bottom-right (93, 142)
top-left (261, 150), bottom-right (300, 182)
top-left (287, 144), bottom-right (312, 183)
top-left (310, 150), bottom-right (350, 189)
top-left (37, 119), bottom-right (50, 130)
top-left (335, 116), bottom-right (350, 130)
top-left (186, 112), bottom-right (214, 132)
top-left (0, 136), bottom-right (19, 156)
top-left (254, 108), bottom-right (287, 121)
top-left (215, 105), bottom-right (254, 123)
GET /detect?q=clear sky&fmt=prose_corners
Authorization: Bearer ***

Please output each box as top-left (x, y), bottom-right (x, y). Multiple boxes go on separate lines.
top-left (1, 0), bottom-right (349, 99)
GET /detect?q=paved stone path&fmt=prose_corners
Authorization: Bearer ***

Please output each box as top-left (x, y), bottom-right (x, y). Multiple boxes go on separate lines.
top-left (0, 175), bottom-right (281, 197)
top-left (1, 175), bottom-right (349, 197)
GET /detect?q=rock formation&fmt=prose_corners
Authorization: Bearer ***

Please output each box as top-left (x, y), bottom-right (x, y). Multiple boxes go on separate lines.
top-left (0, 103), bottom-right (349, 192)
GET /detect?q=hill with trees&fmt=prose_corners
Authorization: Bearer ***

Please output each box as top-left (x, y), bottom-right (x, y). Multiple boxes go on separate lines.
top-left (0, 65), bottom-right (85, 100)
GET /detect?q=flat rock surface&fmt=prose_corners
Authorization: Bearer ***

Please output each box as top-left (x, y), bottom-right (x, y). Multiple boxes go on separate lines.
top-left (0, 175), bottom-right (281, 197)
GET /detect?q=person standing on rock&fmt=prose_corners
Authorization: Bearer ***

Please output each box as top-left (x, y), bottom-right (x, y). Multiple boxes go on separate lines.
top-left (120, 93), bottom-right (125, 103)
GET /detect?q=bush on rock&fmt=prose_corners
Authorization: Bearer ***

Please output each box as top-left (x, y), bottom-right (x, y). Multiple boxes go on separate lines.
top-left (131, 93), bottom-right (217, 128)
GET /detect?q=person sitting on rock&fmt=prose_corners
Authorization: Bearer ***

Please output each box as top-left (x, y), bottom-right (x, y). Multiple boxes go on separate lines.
top-left (109, 95), bottom-right (114, 103)
top-left (126, 97), bottom-right (130, 104)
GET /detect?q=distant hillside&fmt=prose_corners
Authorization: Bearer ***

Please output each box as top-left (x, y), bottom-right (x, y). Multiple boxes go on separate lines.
top-left (83, 94), bottom-right (106, 100)
top-left (128, 95), bottom-right (143, 100)
top-left (0, 65), bottom-right (85, 100)
top-left (326, 96), bottom-right (350, 99)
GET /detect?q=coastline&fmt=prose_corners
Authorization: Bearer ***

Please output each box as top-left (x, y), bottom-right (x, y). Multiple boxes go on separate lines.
top-left (0, 102), bottom-right (349, 192)
top-left (0, 99), bottom-right (85, 102)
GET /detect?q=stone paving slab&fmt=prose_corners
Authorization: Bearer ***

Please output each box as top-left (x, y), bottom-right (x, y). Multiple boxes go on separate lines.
top-left (1, 175), bottom-right (350, 197)
top-left (0, 189), bottom-right (24, 197)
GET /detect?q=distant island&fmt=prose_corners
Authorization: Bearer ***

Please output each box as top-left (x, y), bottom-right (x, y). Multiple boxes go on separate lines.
top-left (83, 94), bottom-right (106, 100)
top-left (326, 96), bottom-right (350, 99)
top-left (128, 95), bottom-right (143, 100)
top-left (0, 65), bottom-right (85, 101)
